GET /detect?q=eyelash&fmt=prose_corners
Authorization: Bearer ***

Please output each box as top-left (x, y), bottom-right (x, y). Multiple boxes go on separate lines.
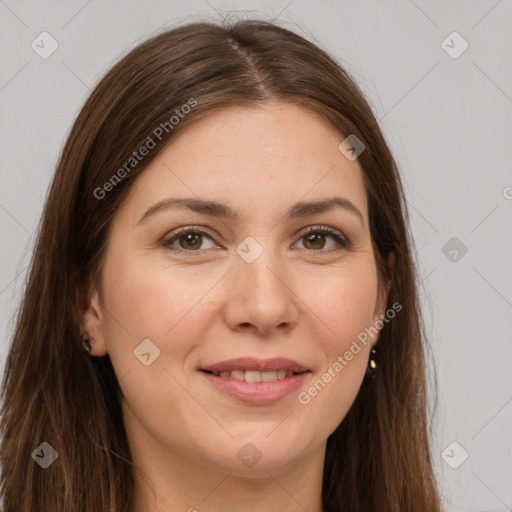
top-left (161, 225), bottom-right (351, 256)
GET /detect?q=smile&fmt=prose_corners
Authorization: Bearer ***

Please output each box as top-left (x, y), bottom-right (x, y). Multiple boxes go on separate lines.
top-left (203, 369), bottom-right (301, 382)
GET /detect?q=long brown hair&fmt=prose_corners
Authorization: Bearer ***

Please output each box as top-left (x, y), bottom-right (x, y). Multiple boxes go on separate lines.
top-left (0, 18), bottom-right (441, 511)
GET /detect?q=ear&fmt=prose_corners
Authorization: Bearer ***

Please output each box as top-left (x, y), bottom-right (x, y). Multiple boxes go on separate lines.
top-left (370, 252), bottom-right (395, 347)
top-left (74, 272), bottom-right (108, 357)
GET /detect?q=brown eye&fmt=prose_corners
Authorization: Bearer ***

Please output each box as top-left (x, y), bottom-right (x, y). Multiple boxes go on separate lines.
top-left (302, 232), bottom-right (328, 250)
top-left (295, 226), bottom-right (349, 252)
top-left (162, 228), bottom-right (217, 252)
top-left (177, 232), bottom-right (203, 250)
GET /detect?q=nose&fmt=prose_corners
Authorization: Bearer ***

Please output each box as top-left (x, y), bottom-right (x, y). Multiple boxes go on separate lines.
top-left (222, 247), bottom-right (300, 337)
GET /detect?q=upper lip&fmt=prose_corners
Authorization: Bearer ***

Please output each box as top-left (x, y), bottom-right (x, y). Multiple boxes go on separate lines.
top-left (199, 357), bottom-right (310, 373)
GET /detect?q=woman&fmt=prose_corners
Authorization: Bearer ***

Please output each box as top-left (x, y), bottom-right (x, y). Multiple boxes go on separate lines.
top-left (0, 18), bottom-right (442, 511)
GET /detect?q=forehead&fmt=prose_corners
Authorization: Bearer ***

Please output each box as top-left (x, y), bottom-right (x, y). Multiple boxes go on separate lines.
top-left (120, 102), bottom-right (368, 224)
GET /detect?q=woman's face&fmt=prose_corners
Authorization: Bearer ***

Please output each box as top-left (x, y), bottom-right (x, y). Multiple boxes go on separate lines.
top-left (84, 102), bottom-right (390, 476)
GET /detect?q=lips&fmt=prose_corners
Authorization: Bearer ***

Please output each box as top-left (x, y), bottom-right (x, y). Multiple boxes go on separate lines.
top-left (198, 357), bottom-right (311, 404)
top-left (199, 357), bottom-right (310, 374)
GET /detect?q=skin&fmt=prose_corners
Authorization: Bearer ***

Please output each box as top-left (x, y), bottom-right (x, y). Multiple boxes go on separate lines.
top-left (80, 102), bottom-right (393, 512)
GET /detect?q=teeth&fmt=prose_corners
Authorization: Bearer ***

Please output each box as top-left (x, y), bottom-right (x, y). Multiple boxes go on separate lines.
top-left (230, 370), bottom-right (245, 381)
top-left (261, 371), bottom-right (277, 382)
top-left (213, 369), bottom-right (298, 382)
top-left (245, 371), bottom-right (261, 383)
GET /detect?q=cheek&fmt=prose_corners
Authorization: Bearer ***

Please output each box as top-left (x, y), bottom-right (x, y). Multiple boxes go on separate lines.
top-left (99, 250), bottom-right (213, 402)
top-left (99, 254), bottom-right (212, 438)
top-left (308, 260), bottom-right (379, 351)
top-left (293, 261), bottom-right (378, 435)
top-left (103, 251), bottom-right (209, 342)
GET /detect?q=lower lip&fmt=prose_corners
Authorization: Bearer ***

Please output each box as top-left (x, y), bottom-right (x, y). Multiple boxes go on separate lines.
top-left (200, 371), bottom-right (309, 405)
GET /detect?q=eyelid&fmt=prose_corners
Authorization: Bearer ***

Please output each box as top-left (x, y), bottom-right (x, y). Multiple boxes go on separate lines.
top-left (165, 225), bottom-right (217, 239)
top-left (300, 225), bottom-right (343, 239)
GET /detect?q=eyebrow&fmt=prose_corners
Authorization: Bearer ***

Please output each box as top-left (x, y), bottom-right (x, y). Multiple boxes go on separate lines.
top-left (137, 196), bottom-right (364, 226)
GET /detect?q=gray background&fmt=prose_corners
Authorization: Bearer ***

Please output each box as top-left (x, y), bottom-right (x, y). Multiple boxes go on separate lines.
top-left (1, 1), bottom-right (511, 510)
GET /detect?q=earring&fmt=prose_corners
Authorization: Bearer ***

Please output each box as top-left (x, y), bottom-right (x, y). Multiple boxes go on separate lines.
top-left (81, 334), bottom-right (95, 353)
top-left (365, 348), bottom-right (377, 378)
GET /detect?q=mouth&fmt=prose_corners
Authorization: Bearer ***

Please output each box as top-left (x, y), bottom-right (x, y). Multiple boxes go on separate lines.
top-left (200, 369), bottom-right (307, 383)
top-left (198, 357), bottom-right (311, 404)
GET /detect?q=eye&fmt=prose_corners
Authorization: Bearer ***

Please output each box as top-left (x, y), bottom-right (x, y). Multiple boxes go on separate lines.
top-left (161, 225), bottom-right (351, 255)
top-left (294, 225), bottom-right (350, 252)
top-left (162, 227), bottom-right (218, 253)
